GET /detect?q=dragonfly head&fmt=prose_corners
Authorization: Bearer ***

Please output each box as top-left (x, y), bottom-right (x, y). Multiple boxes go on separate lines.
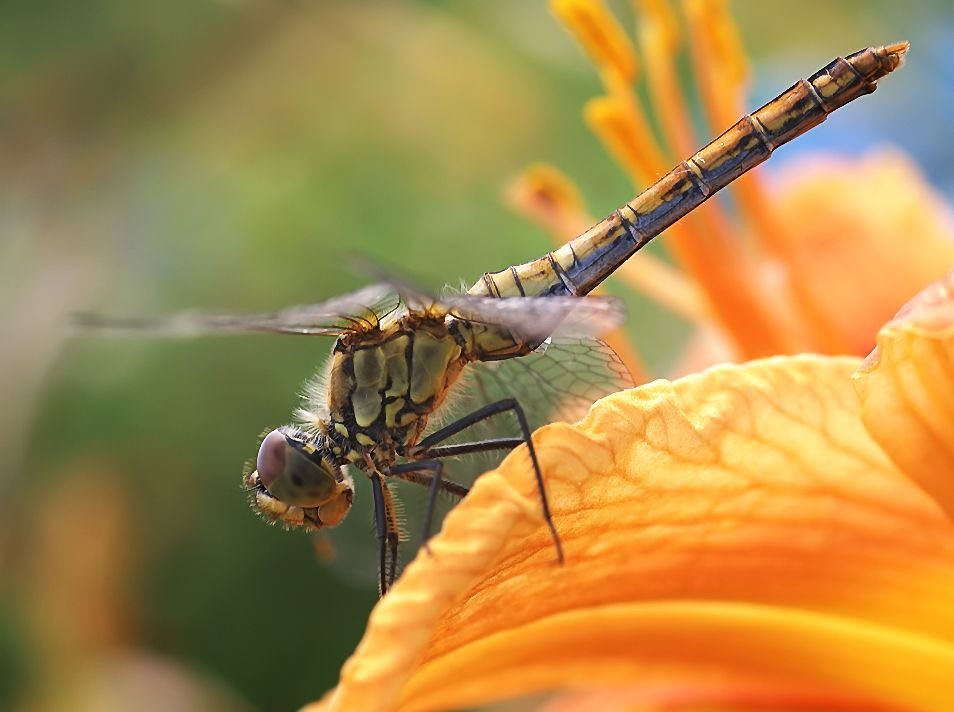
top-left (243, 426), bottom-right (353, 530)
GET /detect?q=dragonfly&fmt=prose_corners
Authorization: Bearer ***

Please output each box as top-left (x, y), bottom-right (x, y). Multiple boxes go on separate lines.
top-left (77, 43), bottom-right (907, 595)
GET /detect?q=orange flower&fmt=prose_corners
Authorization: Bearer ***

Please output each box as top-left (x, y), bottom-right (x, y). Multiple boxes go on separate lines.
top-left (510, 0), bottom-right (954, 366)
top-left (306, 272), bottom-right (954, 712)
top-left (302, 3), bottom-right (954, 710)
top-left (771, 151), bottom-right (954, 356)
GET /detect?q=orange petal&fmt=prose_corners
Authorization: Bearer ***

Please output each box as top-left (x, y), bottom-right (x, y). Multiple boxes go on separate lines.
top-left (854, 271), bottom-right (954, 517)
top-left (542, 678), bottom-right (911, 712)
top-left (311, 356), bottom-right (954, 711)
top-left (771, 151), bottom-right (954, 355)
top-left (668, 324), bottom-right (737, 378)
top-left (405, 603), bottom-right (954, 711)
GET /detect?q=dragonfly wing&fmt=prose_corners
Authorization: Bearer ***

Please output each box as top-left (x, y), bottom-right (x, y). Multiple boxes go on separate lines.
top-left (73, 283), bottom-right (400, 338)
top-left (440, 336), bottom-right (634, 442)
top-left (441, 293), bottom-right (625, 342)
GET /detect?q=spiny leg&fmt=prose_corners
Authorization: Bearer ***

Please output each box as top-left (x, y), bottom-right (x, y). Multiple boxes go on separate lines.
top-left (423, 437), bottom-right (523, 459)
top-left (386, 531), bottom-right (398, 591)
top-left (390, 459), bottom-right (443, 552)
top-left (382, 480), bottom-right (400, 593)
top-left (413, 398), bottom-right (564, 564)
top-left (369, 473), bottom-right (401, 595)
top-left (390, 469), bottom-right (471, 499)
top-left (370, 472), bottom-right (388, 595)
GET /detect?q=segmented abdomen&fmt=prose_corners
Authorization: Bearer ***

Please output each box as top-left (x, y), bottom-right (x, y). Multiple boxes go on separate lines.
top-left (469, 43), bottom-right (907, 300)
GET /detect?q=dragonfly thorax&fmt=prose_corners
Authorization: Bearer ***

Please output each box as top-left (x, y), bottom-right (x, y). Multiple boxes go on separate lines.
top-left (321, 316), bottom-right (470, 466)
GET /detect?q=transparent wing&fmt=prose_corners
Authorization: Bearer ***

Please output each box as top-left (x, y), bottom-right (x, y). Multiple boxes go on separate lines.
top-left (440, 293), bottom-right (624, 341)
top-left (72, 283), bottom-right (400, 338)
top-left (354, 276), bottom-right (625, 341)
top-left (462, 336), bottom-right (635, 432)
top-left (423, 334), bottom-right (634, 490)
top-left (71, 278), bottom-right (622, 342)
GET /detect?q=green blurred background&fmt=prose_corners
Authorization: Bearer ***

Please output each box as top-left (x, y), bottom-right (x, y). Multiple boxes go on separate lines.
top-left (2, 1), bottom-right (952, 709)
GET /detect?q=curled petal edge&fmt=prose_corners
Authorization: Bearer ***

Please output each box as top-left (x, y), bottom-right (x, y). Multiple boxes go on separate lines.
top-left (854, 270), bottom-right (954, 517)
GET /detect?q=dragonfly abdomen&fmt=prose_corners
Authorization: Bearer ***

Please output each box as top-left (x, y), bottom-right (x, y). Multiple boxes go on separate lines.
top-left (469, 43), bottom-right (907, 300)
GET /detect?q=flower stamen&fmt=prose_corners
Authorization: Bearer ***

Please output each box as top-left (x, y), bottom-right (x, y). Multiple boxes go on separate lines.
top-left (552, 0), bottom-right (641, 86)
top-left (635, 0), bottom-right (696, 159)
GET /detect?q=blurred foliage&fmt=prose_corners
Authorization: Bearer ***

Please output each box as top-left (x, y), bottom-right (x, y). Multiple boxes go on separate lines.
top-left (1, 1), bottom-right (951, 710)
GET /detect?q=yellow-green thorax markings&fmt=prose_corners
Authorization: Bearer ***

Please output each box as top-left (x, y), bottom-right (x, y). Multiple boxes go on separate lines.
top-left (321, 304), bottom-right (551, 467)
top-left (324, 314), bottom-right (458, 463)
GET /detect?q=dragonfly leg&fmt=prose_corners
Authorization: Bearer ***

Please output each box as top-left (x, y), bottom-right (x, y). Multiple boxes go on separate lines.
top-left (390, 459), bottom-right (444, 553)
top-left (370, 472), bottom-right (388, 595)
top-left (370, 472), bottom-right (400, 595)
top-left (392, 436), bottom-right (526, 501)
top-left (392, 438), bottom-right (525, 553)
top-left (390, 468), bottom-right (470, 499)
top-left (386, 527), bottom-right (398, 592)
top-left (414, 398), bottom-right (565, 564)
top-left (422, 437), bottom-right (523, 459)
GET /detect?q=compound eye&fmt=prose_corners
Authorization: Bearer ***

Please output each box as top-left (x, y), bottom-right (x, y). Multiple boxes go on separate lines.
top-left (256, 430), bottom-right (288, 491)
top-left (254, 429), bottom-right (338, 507)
